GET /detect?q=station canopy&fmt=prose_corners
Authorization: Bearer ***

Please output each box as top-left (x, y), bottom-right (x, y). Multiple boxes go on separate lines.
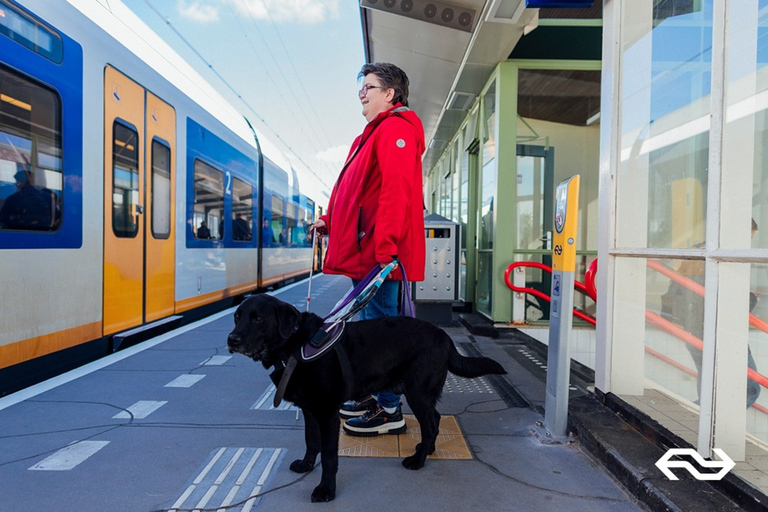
top-left (359, 0), bottom-right (601, 170)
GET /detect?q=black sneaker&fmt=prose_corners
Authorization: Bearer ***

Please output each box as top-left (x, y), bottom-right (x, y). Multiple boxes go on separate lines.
top-left (342, 404), bottom-right (406, 437)
top-left (339, 396), bottom-right (378, 420)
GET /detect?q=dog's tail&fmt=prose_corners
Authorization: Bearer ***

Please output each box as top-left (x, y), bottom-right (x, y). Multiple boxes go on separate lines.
top-left (447, 343), bottom-right (506, 378)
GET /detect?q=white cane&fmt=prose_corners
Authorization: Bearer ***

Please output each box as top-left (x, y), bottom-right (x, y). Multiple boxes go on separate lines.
top-left (305, 230), bottom-right (318, 312)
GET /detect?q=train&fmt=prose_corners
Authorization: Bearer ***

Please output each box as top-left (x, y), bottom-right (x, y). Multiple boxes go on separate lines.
top-left (0, 0), bottom-right (328, 396)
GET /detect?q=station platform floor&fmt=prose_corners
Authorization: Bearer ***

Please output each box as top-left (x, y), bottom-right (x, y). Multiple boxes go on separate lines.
top-left (0, 273), bottom-right (750, 511)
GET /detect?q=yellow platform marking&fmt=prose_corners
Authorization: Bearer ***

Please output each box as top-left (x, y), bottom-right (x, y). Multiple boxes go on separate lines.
top-left (338, 415), bottom-right (472, 460)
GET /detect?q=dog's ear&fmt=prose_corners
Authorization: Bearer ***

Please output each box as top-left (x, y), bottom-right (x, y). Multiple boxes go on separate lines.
top-left (276, 301), bottom-right (301, 340)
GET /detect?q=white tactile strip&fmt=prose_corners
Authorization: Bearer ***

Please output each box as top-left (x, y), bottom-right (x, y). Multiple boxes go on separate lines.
top-left (251, 384), bottom-right (299, 412)
top-left (444, 373), bottom-right (495, 394)
top-left (113, 400), bottom-right (167, 419)
top-left (444, 343), bottom-right (496, 394)
top-left (203, 355), bottom-right (232, 366)
top-left (517, 347), bottom-right (578, 392)
top-left (29, 440), bottom-right (110, 471)
top-left (165, 374), bottom-right (206, 388)
top-left (167, 447), bottom-right (283, 512)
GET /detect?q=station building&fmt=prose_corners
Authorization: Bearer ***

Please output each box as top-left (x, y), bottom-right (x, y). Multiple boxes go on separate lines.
top-left (359, 0), bottom-right (768, 494)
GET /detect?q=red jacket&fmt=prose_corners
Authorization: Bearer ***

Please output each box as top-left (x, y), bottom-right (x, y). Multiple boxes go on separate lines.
top-left (319, 104), bottom-right (425, 282)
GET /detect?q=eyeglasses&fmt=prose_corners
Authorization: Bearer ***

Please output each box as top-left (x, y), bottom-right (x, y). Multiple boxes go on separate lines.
top-left (359, 84), bottom-right (385, 97)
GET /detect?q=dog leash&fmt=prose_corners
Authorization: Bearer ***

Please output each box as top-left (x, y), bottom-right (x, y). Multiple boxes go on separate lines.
top-left (273, 261), bottom-right (411, 407)
top-left (305, 232), bottom-right (318, 312)
top-left (306, 260), bottom-right (399, 352)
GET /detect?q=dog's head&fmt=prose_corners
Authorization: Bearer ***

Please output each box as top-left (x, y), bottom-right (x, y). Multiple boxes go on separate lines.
top-left (227, 294), bottom-right (301, 368)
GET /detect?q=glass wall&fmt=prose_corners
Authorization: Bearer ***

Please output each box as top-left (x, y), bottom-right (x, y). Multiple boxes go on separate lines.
top-left (604, 0), bottom-right (768, 491)
top-left (477, 81), bottom-right (497, 317)
top-left (513, 66), bottom-right (600, 325)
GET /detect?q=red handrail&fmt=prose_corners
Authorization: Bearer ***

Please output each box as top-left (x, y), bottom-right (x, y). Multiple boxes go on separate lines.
top-left (584, 259), bottom-right (598, 301)
top-left (503, 261), bottom-right (596, 325)
top-left (646, 259), bottom-right (768, 334)
top-left (646, 309), bottom-right (768, 389)
top-left (504, 258), bottom-right (768, 404)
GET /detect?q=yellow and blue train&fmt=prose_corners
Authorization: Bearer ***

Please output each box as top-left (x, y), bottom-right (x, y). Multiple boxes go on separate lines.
top-left (0, 0), bottom-right (325, 395)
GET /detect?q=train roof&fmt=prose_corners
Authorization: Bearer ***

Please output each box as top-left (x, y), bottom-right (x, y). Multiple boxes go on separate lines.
top-left (67, 0), bottom-right (294, 175)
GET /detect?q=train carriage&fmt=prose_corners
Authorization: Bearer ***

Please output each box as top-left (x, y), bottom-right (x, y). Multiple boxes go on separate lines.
top-left (0, 0), bottom-right (325, 396)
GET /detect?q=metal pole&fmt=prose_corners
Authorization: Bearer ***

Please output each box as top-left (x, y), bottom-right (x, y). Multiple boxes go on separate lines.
top-left (537, 175), bottom-right (580, 442)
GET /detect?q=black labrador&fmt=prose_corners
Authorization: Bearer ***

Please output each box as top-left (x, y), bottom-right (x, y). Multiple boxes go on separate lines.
top-left (227, 294), bottom-right (506, 502)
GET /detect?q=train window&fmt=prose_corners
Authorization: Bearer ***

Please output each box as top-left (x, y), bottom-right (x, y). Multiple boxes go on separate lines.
top-left (297, 206), bottom-right (311, 246)
top-left (231, 177), bottom-right (252, 241)
top-left (0, 65), bottom-right (61, 232)
top-left (151, 139), bottom-right (171, 239)
top-left (286, 203), bottom-right (300, 246)
top-left (270, 196), bottom-right (283, 246)
top-left (112, 122), bottom-right (139, 238)
top-left (193, 159), bottom-right (224, 240)
top-left (0, 0), bottom-right (63, 63)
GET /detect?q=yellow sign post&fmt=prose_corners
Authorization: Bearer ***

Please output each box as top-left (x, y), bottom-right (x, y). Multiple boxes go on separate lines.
top-left (540, 175), bottom-right (580, 441)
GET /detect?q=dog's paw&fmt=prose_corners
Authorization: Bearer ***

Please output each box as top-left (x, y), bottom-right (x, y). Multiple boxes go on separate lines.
top-left (401, 454), bottom-right (425, 470)
top-left (289, 459), bottom-right (315, 473)
top-left (415, 442), bottom-right (436, 455)
top-left (310, 484), bottom-right (335, 502)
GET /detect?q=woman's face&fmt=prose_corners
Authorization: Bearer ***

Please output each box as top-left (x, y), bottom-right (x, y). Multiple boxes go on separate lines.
top-left (360, 73), bottom-right (393, 122)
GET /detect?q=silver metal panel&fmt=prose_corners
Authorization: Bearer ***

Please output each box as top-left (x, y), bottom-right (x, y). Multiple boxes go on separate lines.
top-left (415, 217), bottom-right (460, 301)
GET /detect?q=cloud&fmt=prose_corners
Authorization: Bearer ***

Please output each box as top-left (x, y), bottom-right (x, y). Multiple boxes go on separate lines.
top-left (177, 0), bottom-right (220, 23)
top-left (315, 144), bottom-right (350, 166)
top-left (233, 0), bottom-right (340, 24)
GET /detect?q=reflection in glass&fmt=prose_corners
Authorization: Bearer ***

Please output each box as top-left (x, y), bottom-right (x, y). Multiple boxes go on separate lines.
top-left (748, 264), bottom-right (768, 443)
top-left (151, 140), bottom-right (171, 239)
top-left (617, 2), bottom-right (712, 249)
top-left (476, 252), bottom-right (493, 317)
top-left (516, 154), bottom-right (545, 251)
top-left (0, 65), bottom-right (62, 232)
top-left (479, 82), bottom-right (496, 251)
top-left (193, 159), bottom-right (224, 240)
top-left (112, 122), bottom-right (139, 238)
top-left (270, 195), bottom-right (283, 246)
top-left (231, 177), bottom-right (252, 241)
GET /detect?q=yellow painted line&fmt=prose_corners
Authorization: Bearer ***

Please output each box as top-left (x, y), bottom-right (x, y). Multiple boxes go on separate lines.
top-left (338, 415), bottom-right (472, 460)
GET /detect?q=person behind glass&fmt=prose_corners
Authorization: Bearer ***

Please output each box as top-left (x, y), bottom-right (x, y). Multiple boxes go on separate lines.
top-left (0, 168), bottom-right (52, 230)
top-left (233, 213), bottom-right (251, 241)
top-left (197, 220), bottom-right (211, 239)
top-left (310, 62), bottom-right (426, 436)
top-left (262, 219), bottom-right (275, 247)
top-left (661, 218), bottom-right (761, 408)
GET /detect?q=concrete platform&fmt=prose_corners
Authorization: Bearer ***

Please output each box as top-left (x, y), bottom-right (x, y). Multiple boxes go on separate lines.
top-left (0, 272), bottom-right (714, 512)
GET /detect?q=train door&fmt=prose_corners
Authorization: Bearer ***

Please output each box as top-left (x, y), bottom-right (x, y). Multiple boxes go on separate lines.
top-left (103, 66), bottom-right (176, 335)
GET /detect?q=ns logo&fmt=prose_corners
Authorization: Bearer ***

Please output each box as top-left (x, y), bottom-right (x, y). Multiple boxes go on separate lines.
top-left (655, 448), bottom-right (735, 481)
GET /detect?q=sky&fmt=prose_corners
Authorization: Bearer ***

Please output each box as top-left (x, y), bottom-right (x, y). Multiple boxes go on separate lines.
top-left (121, 0), bottom-right (368, 200)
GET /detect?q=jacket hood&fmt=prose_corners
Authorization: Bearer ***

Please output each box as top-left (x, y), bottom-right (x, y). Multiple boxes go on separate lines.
top-left (366, 104), bottom-right (425, 155)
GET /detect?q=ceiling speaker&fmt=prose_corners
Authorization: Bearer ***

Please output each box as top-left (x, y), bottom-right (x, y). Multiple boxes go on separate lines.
top-left (360, 0), bottom-right (477, 33)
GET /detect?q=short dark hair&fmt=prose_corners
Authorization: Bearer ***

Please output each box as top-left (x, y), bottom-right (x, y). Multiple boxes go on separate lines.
top-left (358, 62), bottom-right (410, 107)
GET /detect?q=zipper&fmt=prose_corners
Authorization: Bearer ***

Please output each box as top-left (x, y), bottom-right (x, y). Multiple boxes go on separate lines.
top-left (357, 206), bottom-right (364, 251)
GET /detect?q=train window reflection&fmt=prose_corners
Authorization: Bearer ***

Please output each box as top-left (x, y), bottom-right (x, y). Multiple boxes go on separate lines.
top-left (270, 195), bottom-right (283, 246)
top-left (286, 202), bottom-right (298, 245)
top-left (112, 122), bottom-right (139, 238)
top-left (0, 0), bottom-right (63, 63)
top-left (232, 177), bottom-right (252, 241)
top-left (151, 139), bottom-right (170, 239)
top-left (193, 159), bottom-right (224, 240)
top-left (0, 65), bottom-right (61, 232)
